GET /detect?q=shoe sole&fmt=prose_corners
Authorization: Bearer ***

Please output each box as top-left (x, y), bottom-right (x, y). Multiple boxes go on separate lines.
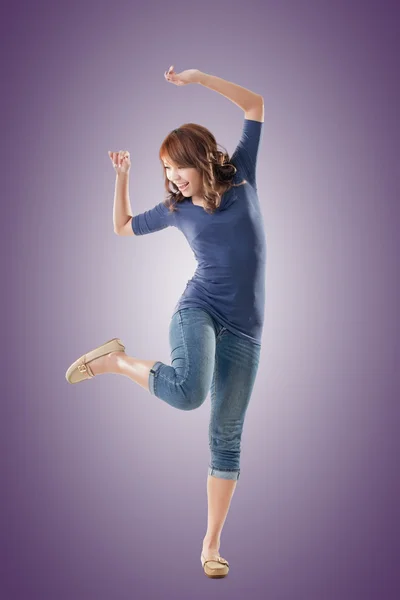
top-left (203, 569), bottom-right (229, 578)
top-left (65, 337), bottom-right (125, 384)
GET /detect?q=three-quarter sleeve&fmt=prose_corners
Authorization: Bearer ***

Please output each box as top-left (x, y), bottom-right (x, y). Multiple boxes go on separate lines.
top-left (230, 118), bottom-right (264, 189)
top-left (131, 201), bottom-right (175, 235)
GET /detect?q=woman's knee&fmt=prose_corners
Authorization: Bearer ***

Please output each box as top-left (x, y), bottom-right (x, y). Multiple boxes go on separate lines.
top-left (181, 382), bottom-right (209, 410)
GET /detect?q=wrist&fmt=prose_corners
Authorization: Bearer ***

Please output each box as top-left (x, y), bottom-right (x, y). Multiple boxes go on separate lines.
top-left (197, 71), bottom-right (208, 85)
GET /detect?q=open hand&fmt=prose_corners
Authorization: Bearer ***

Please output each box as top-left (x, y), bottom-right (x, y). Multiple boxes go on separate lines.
top-left (108, 150), bottom-right (131, 174)
top-left (164, 65), bottom-right (201, 86)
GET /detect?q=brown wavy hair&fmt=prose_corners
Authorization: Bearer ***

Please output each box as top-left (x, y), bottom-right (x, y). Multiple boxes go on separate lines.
top-left (159, 123), bottom-right (246, 214)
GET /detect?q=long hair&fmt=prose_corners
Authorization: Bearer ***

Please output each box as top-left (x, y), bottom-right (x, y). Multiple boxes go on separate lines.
top-left (159, 123), bottom-right (246, 214)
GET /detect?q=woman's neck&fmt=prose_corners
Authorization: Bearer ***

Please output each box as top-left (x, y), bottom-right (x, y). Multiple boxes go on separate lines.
top-left (191, 183), bottom-right (229, 207)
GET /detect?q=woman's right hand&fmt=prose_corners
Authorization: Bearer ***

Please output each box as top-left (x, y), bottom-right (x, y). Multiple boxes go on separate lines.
top-left (108, 150), bottom-right (131, 174)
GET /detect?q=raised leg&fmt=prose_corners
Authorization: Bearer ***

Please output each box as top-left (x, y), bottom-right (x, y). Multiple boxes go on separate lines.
top-left (86, 310), bottom-right (217, 416)
top-left (87, 351), bottom-right (157, 393)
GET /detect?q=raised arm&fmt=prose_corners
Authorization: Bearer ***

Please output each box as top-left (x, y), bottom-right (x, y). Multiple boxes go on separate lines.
top-left (108, 151), bottom-right (134, 235)
top-left (113, 172), bottom-right (134, 235)
top-left (231, 118), bottom-right (264, 189)
top-left (164, 66), bottom-right (264, 121)
top-left (110, 154), bottom-right (171, 237)
top-left (192, 70), bottom-right (264, 184)
top-left (197, 71), bottom-right (264, 122)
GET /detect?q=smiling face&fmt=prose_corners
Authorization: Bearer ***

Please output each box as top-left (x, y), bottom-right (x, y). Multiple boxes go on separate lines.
top-left (162, 157), bottom-right (204, 198)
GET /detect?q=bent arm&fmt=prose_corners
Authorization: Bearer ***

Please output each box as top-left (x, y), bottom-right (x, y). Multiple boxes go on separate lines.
top-left (113, 172), bottom-right (133, 233)
top-left (197, 71), bottom-right (263, 112)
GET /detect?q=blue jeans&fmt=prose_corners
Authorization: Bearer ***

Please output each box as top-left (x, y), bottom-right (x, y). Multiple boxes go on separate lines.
top-left (148, 307), bottom-right (261, 481)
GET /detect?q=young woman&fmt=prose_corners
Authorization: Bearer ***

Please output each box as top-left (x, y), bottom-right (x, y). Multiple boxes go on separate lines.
top-left (66, 66), bottom-right (265, 579)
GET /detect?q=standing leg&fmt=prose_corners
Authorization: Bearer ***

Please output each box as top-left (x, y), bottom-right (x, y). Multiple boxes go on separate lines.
top-left (202, 475), bottom-right (237, 556)
top-left (202, 329), bottom-right (261, 558)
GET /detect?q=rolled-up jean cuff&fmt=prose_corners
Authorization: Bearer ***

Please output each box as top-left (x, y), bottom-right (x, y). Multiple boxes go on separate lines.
top-left (148, 361), bottom-right (163, 396)
top-left (208, 467), bottom-right (240, 481)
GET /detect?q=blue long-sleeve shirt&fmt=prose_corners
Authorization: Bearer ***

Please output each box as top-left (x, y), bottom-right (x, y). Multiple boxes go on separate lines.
top-left (131, 118), bottom-right (266, 345)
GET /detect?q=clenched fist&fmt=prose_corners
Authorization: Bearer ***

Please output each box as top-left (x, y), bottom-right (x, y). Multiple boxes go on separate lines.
top-left (108, 150), bottom-right (131, 174)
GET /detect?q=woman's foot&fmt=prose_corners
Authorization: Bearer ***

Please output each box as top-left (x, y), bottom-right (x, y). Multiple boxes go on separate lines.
top-left (201, 541), bottom-right (229, 578)
top-left (87, 351), bottom-right (125, 376)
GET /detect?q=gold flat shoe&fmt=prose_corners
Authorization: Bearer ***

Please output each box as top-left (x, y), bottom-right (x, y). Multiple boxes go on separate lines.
top-left (201, 552), bottom-right (229, 578)
top-left (65, 337), bottom-right (125, 384)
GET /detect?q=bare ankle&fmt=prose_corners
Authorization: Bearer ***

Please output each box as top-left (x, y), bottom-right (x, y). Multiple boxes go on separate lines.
top-left (202, 536), bottom-right (220, 551)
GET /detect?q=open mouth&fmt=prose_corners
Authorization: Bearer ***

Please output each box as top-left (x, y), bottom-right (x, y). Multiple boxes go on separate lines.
top-left (177, 182), bottom-right (189, 191)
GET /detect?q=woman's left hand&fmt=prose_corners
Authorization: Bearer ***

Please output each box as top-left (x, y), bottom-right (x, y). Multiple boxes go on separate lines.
top-left (164, 65), bottom-right (201, 85)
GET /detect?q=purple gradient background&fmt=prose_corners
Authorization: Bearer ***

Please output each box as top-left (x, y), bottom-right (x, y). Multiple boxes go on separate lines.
top-left (2, 0), bottom-right (399, 598)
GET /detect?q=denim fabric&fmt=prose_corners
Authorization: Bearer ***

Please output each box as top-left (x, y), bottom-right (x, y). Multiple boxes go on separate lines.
top-left (148, 307), bottom-right (261, 480)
